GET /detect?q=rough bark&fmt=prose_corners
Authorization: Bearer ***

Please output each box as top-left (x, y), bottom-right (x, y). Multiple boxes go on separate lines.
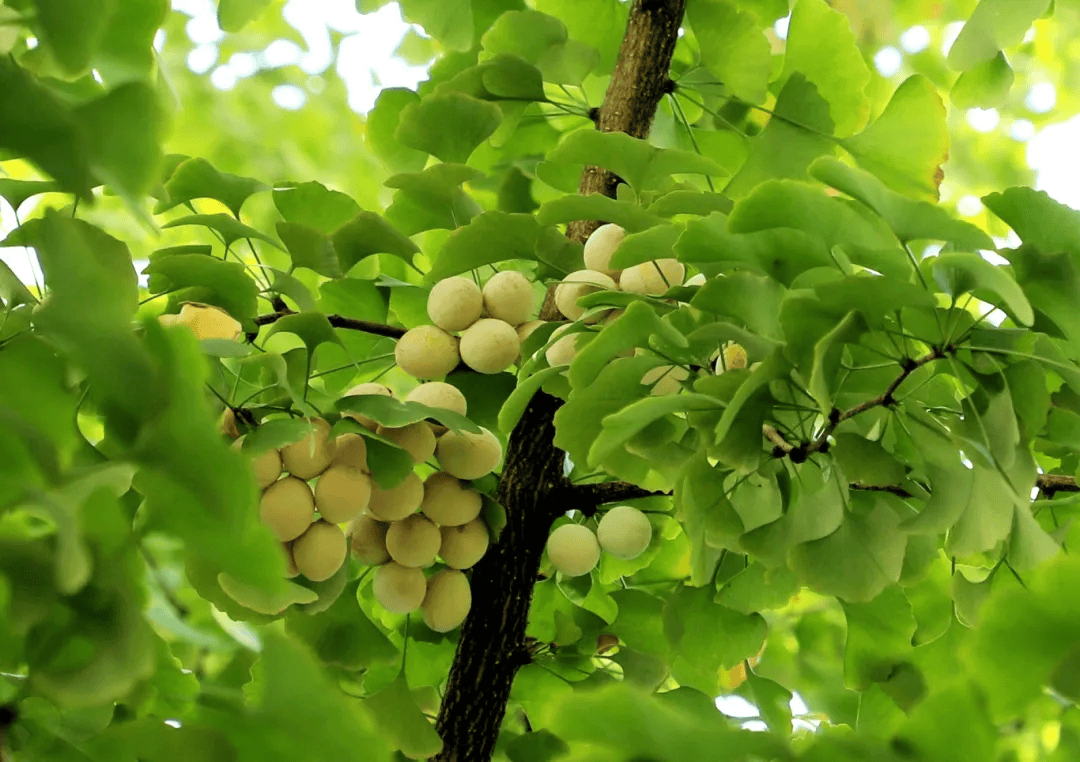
top-left (432, 2), bottom-right (687, 760)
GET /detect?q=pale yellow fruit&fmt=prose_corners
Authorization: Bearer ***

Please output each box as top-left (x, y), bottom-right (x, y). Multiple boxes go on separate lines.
top-left (685, 273), bottom-right (707, 287)
top-left (367, 471), bottom-right (425, 522)
top-left (343, 383), bottom-right (393, 432)
top-left (619, 259), bottom-right (685, 296)
top-left (349, 514), bottom-right (391, 565)
top-left (482, 271), bottom-right (535, 326)
top-left (386, 514), bottom-right (442, 567)
top-left (292, 520), bottom-right (348, 582)
top-left (405, 382), bottom-right (468, 417)
top-left (220, 408), bottom-right (240, 439)
top-left (554, 270), bottom-right (616, 323)
top-left (395, 325), bottom-right (460, 380)
top-left (176, 302), bottom-right (243, 341)
top-left (314, 465), bottom-right (372, 523)
top-left (439, 519), bottom-right (489, 569)
top-left (373, 562), bottom-right (427, 614)
top-left (282, 542), bottom-right (300, 578)
top-left (546, 523), bottom-right (600, 577)
top-left (331, 433), bottom-right (369, 471)
top-left (544, 324), bottom-right (582, 367)
top-left (427, 276), bottom-right (484, 332)
top-left (233, 439), bottom-right (283, 489)
top-left (715, 342), bottom-right (748, 374)
top-left (516, 320), bottom-right (545, 346)
top-left (422, 569), bottom-right (472, 632)
top-left (459, 318), bottom-right (520, 374)
top-left (280, 417), bottom-right (335, 479)
top-left (583, 223), bottom-right (626, 276)
top-left (641, 364), bottom-right (690, 396)
top-left (421, 472), bottom-right (482, 526)
top-left (436, 427), bottom-right (502, 480)
top-left (596, 505), bottom-right (652, 560)
top-left (376, 422), bottom-right (437, 464)
top-left (260, 476), bottom-right (316, 542)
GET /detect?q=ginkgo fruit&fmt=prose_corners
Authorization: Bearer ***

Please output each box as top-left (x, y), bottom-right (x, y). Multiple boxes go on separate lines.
top-left (349, 514), bottom-right (391, 565)
top-left (685, 272), bottom-right (706, 287)
top-left (405, 381), bottom-right (468, 435)
top-left (376, 422), bottom-right (437, 464)
top-left (280, 417), bottom-right (335, 479)
top-left (428, 276), bottom-right (484, 332)
top-left (439, 519), bottom-right (489, 569)
top-left (554, 270), bottom-right (616, 323)
top-left (292, 520), bottom-right (348, 582)
top-left (395, 325), bottom-right (460, 379)
top-left (596, 505), bottom-right (652, 560)
top-left (515, 320), bottom-right (545, 346)
top-left (343, 382), bottom-right (393, 431)
top-left (331, 432), bottom-right (369, 471)
top-left (260, 476), bottom-right (316, 542)
top-left (422, 569), bottom-right (472, 632)
top-left (545, 324), bottom-right (582, 367)
top-left (583, 223), bottom-right (626, 276)
top-left (373, 562), bottom-right (427, 614)
top-left (641, 364), bottom-right (690, 396)
top-left (715, 342), bottom-right (748, 373)
top-left (459, 318), bottom-right (520, 374)
top-left (386, 514), bottom-right (442, 567)
top-left (421, 472), bottom-right (482, 526)
top-left (176, 301), bottom-right (243, 341)
top-left (220, 408), bottom-right (240, 439)
top-left (367, 471), bottom-right (425, 522)
top-left (482, 270), bottom-right (535, 326)
top-left (314, 465), bottom-right (372, 523)
top-left (234, 440), bottom-right (282, 489)
top-left (618, 259), bottom-right (685, 296)
top-left (546, 523), bottom-right (600, 577)
top-left (436, 426), bottom-right (502, 480)
top-left (282, 541), bottom-right (300, 578)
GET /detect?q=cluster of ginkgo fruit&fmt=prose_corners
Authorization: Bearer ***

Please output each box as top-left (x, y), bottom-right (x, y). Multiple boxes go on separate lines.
top-left (544, 505), bottom-right (655, 577)
top-left (394, 270), bottom-right (541, 380)
top-left (237, 380), bottom-right (501, 632)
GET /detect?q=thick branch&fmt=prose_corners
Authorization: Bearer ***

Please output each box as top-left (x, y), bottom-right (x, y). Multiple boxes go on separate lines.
top-left (254, 309), bottom-right (406, 339)
top-left (556, 482), bottom-right (670, 517)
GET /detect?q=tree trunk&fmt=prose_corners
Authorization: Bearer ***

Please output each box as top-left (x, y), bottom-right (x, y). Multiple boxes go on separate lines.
top-left (432, 3), bottom-right (687, 760)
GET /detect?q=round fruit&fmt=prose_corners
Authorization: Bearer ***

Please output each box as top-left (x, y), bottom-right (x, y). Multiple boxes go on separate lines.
top-left (282, 542), bottom-right (300, 578)
top-left (386, 514), bottom-right (442, 567)
top-left (482, 271), bottom-right (535, 326)
top-left (405, 381), bottom-right (468, 416)
top-left (459, 318), bottom-right (520, 374)
top-left (373, 562), bottom-right (427, 614)
top-left (618, 259), bottom-right (685, 296)
top-left (545, 325), bottom-right (582, 367)
top-left (516, 320), bottom-right (545, 347)
top-left (596, 505), bottom-right (653, 560)
top-left (314, 465), bottom-right (372, 523)
top-left (331, 433), bottom-right (369, 471)
top-left (349, 514), bottom-right (391, 565)
top-left (685, 272), bottom-right (707, 287)
top-left (395, 325), bottom-right (461, 380)
top-left (234, 440), bottom-right (283, 489)
top-left (641, 364), bottom-right (690, 396)
top-left (367, 471), bottom-right (425, 522)
top-left (342, 383), bottom-right (394, 431)
top-left (376, 422), bottom-right (437, 464)
top-left (176, 302), bottom-right (243, 341)
top-left (421, 472), bottom-right (482, 526)
top-left (583, 223), bottom-right (626, 276)
top-left (422, 569), bottom-right (472, 632)
top-left (546, 523), bottom-right (601, 577)
top-left (436, 427), bottom-right (502, 480)
top-left (292, 520), bottom-right (348, 582)
top-left (554, 270), bottom-right (617, 323)
top-left (260, 476), bottom-right (316, 542)
top-left (439, 519), bottom-right (489, 569)
top-left (427, 276), bottom-right (484, 332)
top-left (280, 417), bottom-right (335, 480)
top-left (716, 342), bottom-right (748, 373)
top-left (220, 408), bottom-right (240, 439)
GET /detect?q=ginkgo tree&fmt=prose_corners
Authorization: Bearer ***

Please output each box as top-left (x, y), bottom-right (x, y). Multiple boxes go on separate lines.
top-left (2, 0), bottom-right (1080, 760)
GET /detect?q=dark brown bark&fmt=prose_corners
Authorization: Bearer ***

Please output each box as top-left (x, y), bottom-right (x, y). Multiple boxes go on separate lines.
top-left (432, 2), bottom-right (686, 760)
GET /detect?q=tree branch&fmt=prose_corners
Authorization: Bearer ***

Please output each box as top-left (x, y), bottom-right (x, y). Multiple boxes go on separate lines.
top-left (254, 309), bottom-right (406, 339)
top-left (556, 482), bottom-right (670, 517)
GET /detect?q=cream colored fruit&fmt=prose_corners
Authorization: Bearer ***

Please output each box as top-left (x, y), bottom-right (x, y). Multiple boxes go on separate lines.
top-left (406, 381), bottom-right (468, 416)
top-left (422, 569), bottom-right (472, 632)
top-left (545, 324), bottom-right (581, 367)
top-left (439, 519), bottom-right (489, 569)
top-left (220, 408), bottom-right (240, 439)
top-left (367, 471), bottom-right (425, 522)
top-left (280, 417), bottom-right (335, 479)
top-left (619, 259), bottom-right (685, 296)
top-left (685, 273), bottom-right (707, 287)
top-left (386, 514), bottom-right (442, 567)
top-left (715, 342), bottom-right (748, 373)
top-left (260, 476), bottom-right (316, 542)
top-left (314, 465), bottom-right (372, 523)
top-left (482, 270), bottom-right (535, 326)
top-left (233, 439), bottom-right (282, 489)
top-left (395, 325), bottom-right (460, 379)
top-left (546, 523), bottom-right (601, 577)
top-left (292, 520), bottom-right (348, 581)
top-left (554, 270), bottom-right (616, 323)
top-left (516, 320), bottom-right (545, 346)
top-left (421, 472), bottom-right (482, 526)
top-left (343, 383), bottom-right (393, 431)
top-left (331, 433), bottom-right (369, 471)
top-left (427, 276), bottom-right (484, 332)
top-left (583, 223), bottom-right (626, 276)
top-left (349, 514), bottom-right (391, 565)
top-left (436, 427), bottom-right (503, 480)
top-left (176, 302), bottom-right (243, 341)
top-left (373, 562), bottom-right (427, 614)
top-left (642, 364), bottom-right (690, 396)
top-left (596, 505), bottom-right (653, 560)
top-left (376, 422), bottom-right (437, 464)
top-left (459, 318), bottom-right (520, 374)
